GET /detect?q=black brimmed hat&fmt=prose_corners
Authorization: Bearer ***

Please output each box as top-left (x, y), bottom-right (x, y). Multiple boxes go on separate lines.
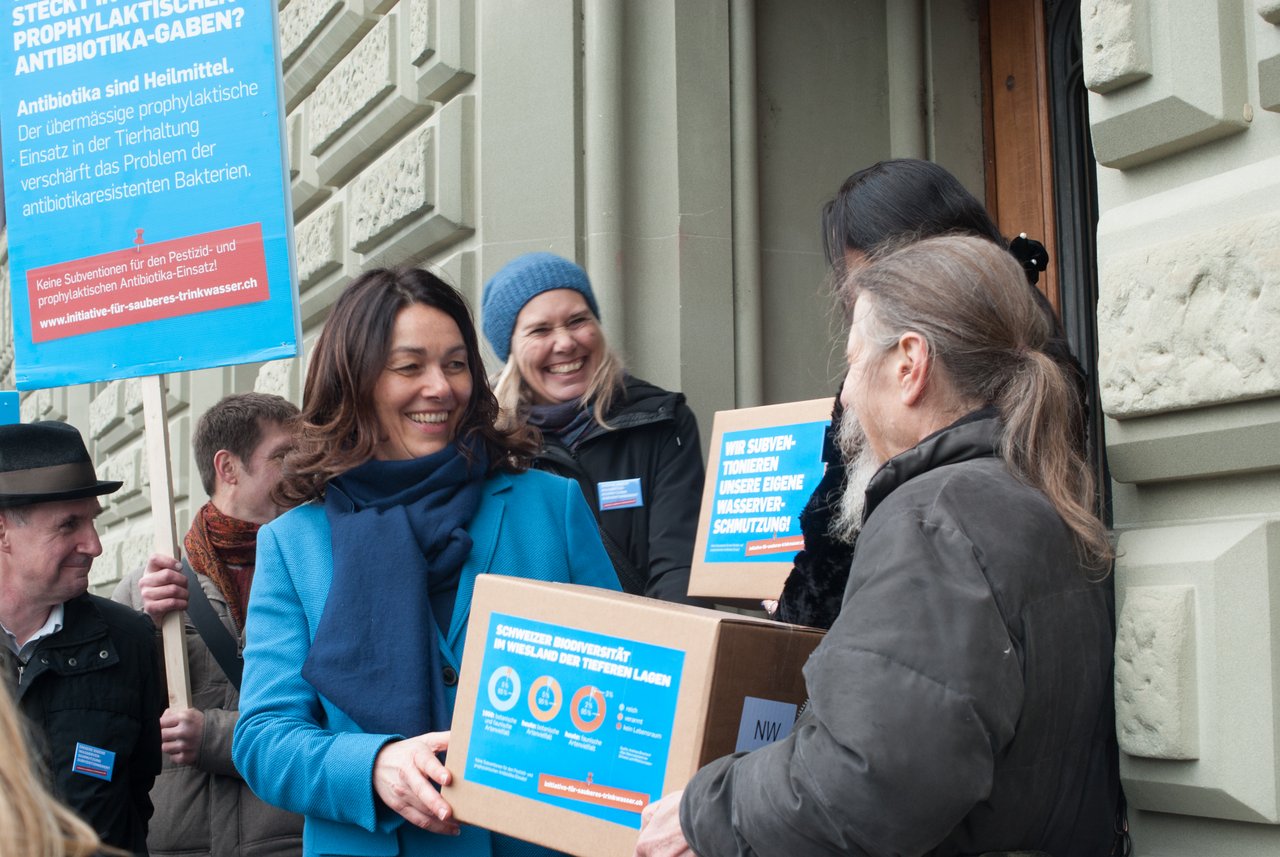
top-left (0, 421), bottom-right (122, 507)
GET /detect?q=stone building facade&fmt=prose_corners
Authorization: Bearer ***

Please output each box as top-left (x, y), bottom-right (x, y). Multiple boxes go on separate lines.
top-left (0, 0), bottom-right (1277, 851)
top-left (1090, 0), bottom-right (1280, 852)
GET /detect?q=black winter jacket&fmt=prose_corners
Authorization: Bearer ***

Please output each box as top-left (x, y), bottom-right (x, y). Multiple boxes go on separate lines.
top-left (776, 395), bottom-right (854, 629)
top-left (681, 414), bottom-right (1118, 856)
top-left (9, 593), bottom-right (164, 856)
top-left (534, 376), bottom-right (705, 604)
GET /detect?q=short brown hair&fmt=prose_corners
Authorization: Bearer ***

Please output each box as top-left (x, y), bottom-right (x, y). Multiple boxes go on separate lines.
top-left (193, 393), bottom-right (299, 496)
top-left (279, 268), bottom-right (538, 503)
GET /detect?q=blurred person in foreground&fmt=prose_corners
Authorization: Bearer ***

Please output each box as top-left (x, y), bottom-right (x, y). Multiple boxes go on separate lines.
top-left (231, 268), bottom-right (619, 857)
top-left (114, 393), bottom-right (304, 857)
top-left (774, 157), bottom-right (1087, 630)
top-left (0, 682), bottom-right (104, 857)
top-left (482, 253), bottom-right (705, 603)
top-left (636, 235), bottom-right (1117, 856)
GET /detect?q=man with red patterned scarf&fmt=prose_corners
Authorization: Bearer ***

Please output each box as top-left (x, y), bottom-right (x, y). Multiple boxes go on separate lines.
top-left (113, 392), bottom-right (304, 857)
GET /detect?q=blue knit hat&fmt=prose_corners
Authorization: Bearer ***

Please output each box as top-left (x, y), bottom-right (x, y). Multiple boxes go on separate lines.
top-left (482, 253), bottom-right (601, 362)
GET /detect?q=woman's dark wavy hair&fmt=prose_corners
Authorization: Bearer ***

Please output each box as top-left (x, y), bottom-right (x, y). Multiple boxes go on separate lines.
top-left (822, 158), bottom-right (1089, 454)
top-left (822, 158), bottom-right (1007, 267)
top-left (277, 268), bottom-right (539, 503)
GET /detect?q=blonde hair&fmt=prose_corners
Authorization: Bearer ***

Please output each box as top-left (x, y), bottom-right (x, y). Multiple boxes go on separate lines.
top-left (0, 685), bottom-right (103, 857)
top-left (493, 338), bottom-right (626, 432)
top-left (846, 234), bottom-right (1113, 572)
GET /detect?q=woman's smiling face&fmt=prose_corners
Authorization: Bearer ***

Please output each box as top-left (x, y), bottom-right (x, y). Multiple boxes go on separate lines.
top-left (511, 289), bottom-right (604, 405)
top-left (371, 302), bottom-right (474, 460)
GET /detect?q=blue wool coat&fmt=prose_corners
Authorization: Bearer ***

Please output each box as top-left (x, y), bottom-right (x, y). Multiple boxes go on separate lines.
top-left (232, 468), bottom-right (621, 857)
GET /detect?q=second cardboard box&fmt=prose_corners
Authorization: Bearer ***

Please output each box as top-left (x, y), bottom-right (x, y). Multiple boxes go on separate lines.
top-left (444, 576), bottom-right (824, 857)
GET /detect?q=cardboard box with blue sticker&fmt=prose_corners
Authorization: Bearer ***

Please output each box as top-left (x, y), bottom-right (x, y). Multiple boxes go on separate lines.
top-left (444, 576), bottom-right (824, 857)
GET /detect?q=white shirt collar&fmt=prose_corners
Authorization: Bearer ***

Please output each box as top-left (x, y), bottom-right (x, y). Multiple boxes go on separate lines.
top-left (1, 603), bottom-right (65, 663)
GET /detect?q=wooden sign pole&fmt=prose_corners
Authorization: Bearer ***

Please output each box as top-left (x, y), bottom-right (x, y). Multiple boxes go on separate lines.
top-left (142, 374), bottom-right (192, 710)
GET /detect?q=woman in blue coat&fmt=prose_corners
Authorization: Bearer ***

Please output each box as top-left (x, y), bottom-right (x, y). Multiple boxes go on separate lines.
top-left (232, 269), bottom-right (619, 857)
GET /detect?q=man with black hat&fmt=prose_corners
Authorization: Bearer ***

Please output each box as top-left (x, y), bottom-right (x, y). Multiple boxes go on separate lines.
top-left (0, 420), bottom-right (163, 856)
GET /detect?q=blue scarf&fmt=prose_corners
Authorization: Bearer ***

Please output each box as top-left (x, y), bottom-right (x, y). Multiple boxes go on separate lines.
top-left (528, 400), bottom-right (597, 451)
top-left (302, 439), bottom-right (488, 737)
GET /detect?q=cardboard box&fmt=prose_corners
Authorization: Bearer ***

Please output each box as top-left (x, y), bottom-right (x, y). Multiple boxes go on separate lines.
top-left (444, 576), bottom-right (824, 857)
top-left (688, 397), bottom-right (834, 601)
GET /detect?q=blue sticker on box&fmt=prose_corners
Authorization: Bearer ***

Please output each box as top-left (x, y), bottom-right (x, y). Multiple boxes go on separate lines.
top-left (465, 613), bottom-right (684, 829)
top-left (72, 742), bottom-right (115, 781)
top-left (597, 478), bottom-right (643, 511)
top-left (734, 696), bottom-right (798, 753)
top-left (703, 421), bottom-right (828, 563)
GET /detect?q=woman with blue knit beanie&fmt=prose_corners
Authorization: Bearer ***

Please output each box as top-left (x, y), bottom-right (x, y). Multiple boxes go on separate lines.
top-left (482, 252), bottom-right (706, 604)
top-left (232, 267), bottom-right (619, 857)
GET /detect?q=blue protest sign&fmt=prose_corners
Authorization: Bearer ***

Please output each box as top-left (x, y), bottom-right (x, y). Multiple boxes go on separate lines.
top-left (1, 0), bottom-right (298, 389)
top-left (689, 398), bottom-right (835, 600)
top-left (702, 420), bottom-right (828, 563)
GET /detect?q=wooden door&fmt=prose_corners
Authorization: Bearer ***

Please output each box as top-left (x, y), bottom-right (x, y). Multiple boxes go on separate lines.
top-left (981, 0), bottom-right (1060, 314)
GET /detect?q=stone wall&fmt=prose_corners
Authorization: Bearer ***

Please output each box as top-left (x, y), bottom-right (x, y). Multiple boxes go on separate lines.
top-left (1089, 0), bottom-right (1280, 850)
top-left (0, 1), bottom-right (986, 608)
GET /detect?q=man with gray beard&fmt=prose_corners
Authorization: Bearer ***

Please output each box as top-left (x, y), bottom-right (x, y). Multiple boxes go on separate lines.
top-left (636, 235), bottom-right (1118, 857)
top-left (827, 403), bottom-right (881, 545)
top-left (769, 159), bottom-right (1087, 631)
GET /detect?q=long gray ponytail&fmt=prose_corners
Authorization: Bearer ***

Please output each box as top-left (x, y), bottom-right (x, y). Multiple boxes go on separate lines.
top-left (846, 234), bottom-right (1112, 572)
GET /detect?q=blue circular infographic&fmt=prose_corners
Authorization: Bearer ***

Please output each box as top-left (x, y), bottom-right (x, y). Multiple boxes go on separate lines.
top-left (487, 666), bottom-right (521, 712)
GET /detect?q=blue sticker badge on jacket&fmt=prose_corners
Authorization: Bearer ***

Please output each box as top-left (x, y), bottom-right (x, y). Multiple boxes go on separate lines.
top-left (598, 478), bottom-right (643, 511)
top-left (72, 742), bottom-right (115, 781)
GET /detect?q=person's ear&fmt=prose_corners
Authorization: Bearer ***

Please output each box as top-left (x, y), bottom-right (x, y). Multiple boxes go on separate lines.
top-left (897, 332), bottom-right (931, 407)
top-left (213, 449), bottom-right (239, 487)
top-left (0, 516), bottom-right (11, 552)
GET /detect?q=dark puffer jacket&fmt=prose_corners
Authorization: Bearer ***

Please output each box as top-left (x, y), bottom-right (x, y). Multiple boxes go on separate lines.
top-left (534, 375), bottom-right (704, 604)
top-left (681, 414), bottom-right (1118, 856)
top-left (10, 593), bottom-right (164, 856)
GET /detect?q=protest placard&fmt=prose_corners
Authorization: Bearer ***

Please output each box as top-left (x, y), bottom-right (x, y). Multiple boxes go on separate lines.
top-left (1, 0), bottom-right (299, 388)
top-left (1, 0), bottom-right (298, 707)
top-left (687, 398), bottom-right (834, 602)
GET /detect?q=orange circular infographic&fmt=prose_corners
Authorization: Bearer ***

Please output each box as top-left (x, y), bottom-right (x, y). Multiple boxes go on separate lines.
top-left (570, 685), bottom-right (607, 732)
top-left (528, 676), bottom-right (563, 722)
